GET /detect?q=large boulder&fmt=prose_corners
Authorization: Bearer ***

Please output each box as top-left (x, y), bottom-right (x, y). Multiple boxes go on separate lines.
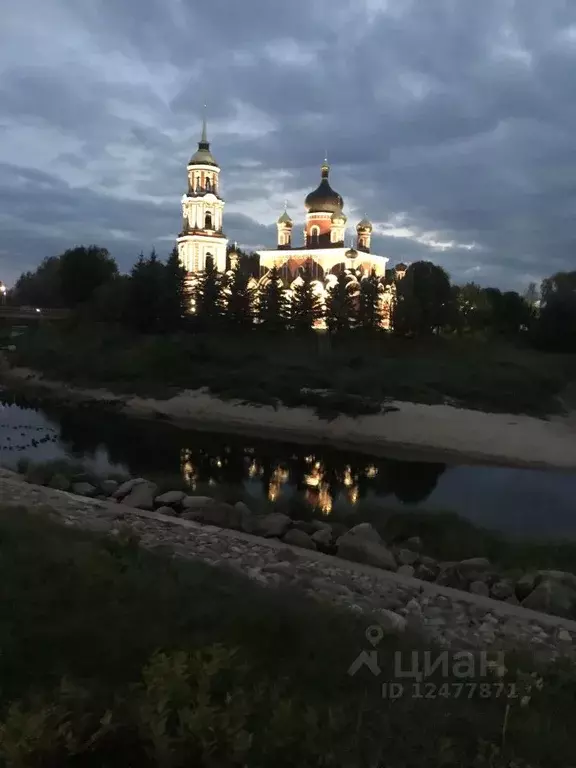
top-left (72, 482), bottom-right (97, 497)
top-left (113, 478), bottom-right (147, 500)
top-left (521, 579), bottom-right (575, 617)
top-left (490, 580), bottom-right (514, 600)
top-left (537, 570), bottom-right (576, 591)
top-left (311, 527), bottom-right (333, 551)
top-left (346, 523), bottom-right (382, 543)
top-left (255, 513), bottom-right (292, 538)
top-left (100, 479), bottom-right (119, 496)
top-left (155, 490), bottom-right (186, 507)
top-left (121, 481), bottom-right (158, 511)
top-left (182, 495), bottom-right (214, 509)
top-left (397, 549), bottom-right (418, 566)
top-left (457, 557), bottom-right (492, 580)
top-left (48, 473), bottom-right (71, 492)
top-left (234, 502), bottom-right (257, 533)
top-left (198, 502), bottom-right (240, 529)
top-left (282, 528), bottom-right (317, 550)
top-left (336, 529), bottom-right (397, 571)
top-left (515, 572), bottom-right (539, 601)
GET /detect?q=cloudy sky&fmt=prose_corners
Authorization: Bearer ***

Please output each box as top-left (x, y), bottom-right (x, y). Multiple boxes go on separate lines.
top-left (2, 0), bottom-right (576, 289)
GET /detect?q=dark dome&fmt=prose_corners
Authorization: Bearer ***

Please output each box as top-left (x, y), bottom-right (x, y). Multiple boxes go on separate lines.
top-left (304, 162), bottom-right (344, 214)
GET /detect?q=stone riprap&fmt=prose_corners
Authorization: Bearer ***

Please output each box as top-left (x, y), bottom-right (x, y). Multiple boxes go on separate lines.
top-left (1, 467), bottom-right (575, 662)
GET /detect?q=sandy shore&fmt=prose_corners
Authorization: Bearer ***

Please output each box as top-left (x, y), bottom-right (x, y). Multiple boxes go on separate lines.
top-left (3, 366), bottom-right (576, 469)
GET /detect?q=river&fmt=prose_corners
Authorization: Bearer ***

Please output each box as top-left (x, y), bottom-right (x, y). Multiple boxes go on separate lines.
top-left (0, 391), bottom-right (575, 539)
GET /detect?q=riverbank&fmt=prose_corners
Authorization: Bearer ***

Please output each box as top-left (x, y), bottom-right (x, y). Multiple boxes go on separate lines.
top-left (2, 473), bottom-right (575, 766)
top-left (4, 364), bottom-right (576, 470)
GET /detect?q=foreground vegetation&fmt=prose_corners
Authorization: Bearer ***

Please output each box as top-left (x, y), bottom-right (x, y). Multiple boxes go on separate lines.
top-left (7, 322), bottom-right (576, 417)
top-left (0, 504), bottom-right (575, 766)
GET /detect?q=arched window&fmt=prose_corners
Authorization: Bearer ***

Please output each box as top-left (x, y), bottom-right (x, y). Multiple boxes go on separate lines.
top-left (310, 225), bottom-right (320, 246)
top-left (205, 177), bottom-right (211, 191)
top-left (205, 211), bottom-right (213, 229)
top-left (205, 253), bottom-right (214, 270)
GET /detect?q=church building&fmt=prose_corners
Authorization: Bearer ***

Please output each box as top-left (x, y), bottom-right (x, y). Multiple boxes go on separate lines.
top-left (177, 121), bottom-right (404, 327)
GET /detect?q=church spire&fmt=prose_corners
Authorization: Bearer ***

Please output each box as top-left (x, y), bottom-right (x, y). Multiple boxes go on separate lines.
top-left (200, 104), bottom-right (208, 145)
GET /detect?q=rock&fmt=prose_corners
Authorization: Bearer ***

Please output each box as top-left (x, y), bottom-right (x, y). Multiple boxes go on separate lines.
top-left (48, 473), bottom-right (71, 492)
top-left (415, 564), bottom-right (436, 582)
top-left (256, 512), bottom-right (292, 538)
top-left (311, 527), bottom-right (333, 550)
top-left (262, 562), bottom-right (296, 576)
top-left (406, 536), bottom-right (423, 551)
top-left (155, 490), bottom-right (186, 507)
top-left (282, 529), bottom-right (317, 550)
top-left (233, 502), bottom-right (256, 533)
top-left (182, 495), bottom-right (215, 509)
top-left (537, 570), bottom-right (576, 591)
top-left (515, 572), bottom-right (539, 600)
top-left (156, 506), bottom-right (176, 516)
top-left (470, 580), bottom-right (490, 597)
top-left (112, 477), bottom-right (147, 499)
top-left (521, 580), bottom-right (575, 617)
top-left (71, 482), bottom-right (97, 497)
top-left (100, 479), bottom-right (119, 496)
top-left (397, 549), bottom-right (418, 566)
top-left (275, 547), bottom-right (300, 563)
top-left (25, 464), bottom-right (50, 486)
top-left (505, 595), bottom-right (520, 606)
top-left (490, 580), bottom-right (514, 600)
top-left (558, 629), bottom-right (572, 643)
top-left (195, 502), bottom-right (239, 529)
top-left (420, 555), bottom-right (439, 569)
top-left (397, 564), bottom-right (415, 578)
top-left (292, 520), bottom-right (320, 536)
top-left (336, 531), bottom-right (397, 571)
top-left (234, 501), bottom-right (252, 516)
top-left (457, 557), bottom-right (492, 580)
top-left (436, 564), bottom-right (466, 589)
top-left (310, 520), bottom-right (332, 532)
top-left (346, 523), bottom-right (382, 544)
top-left (121, 481), bottom-right (158, 511)
top-left (310, 577), bottom-right (353, 597)
top-left (378, 609), bottom-right (407, 633)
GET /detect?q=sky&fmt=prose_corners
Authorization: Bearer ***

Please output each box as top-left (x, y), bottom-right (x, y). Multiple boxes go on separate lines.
top-left (2, 0), bottom-right (576, 290)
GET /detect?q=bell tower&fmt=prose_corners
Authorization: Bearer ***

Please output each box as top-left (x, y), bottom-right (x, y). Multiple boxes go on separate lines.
top-left (177, 114), bottom-right (227, 273)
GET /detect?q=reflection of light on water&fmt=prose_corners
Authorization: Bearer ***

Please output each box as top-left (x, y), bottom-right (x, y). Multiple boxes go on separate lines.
top-left (215, 458), bottom-right (222, 468)
top-left (304, 472), bottom-right (320, 487)
top-left (318, 485), bottom-right (332, 515)
top-left (366, 465), bottom-right (378, 478)
top-left (180, 448), bottom-right (197, 489)
top-left (268, 483), bottom-right (280, 501)
top-left (348, 486), bottom-right (359, 505)
top-left (343, 465), bottom-right (354, 487)
top-left (305, 455), bottom-right (314, 464)
top-left (208, 478), bottom-right (216, 486)
top-left (248, 460), bottom-right (260, 478)
top-left (272, 466), bottom-right (289, 484)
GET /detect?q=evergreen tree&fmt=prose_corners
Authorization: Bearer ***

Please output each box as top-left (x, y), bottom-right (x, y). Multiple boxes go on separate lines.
top-left (325, 272), bottom-right (356, 333)
top-left (159, 246), bottom-right (189, 331)
top-left (256, 266), bottom-right (288, 331)
top-left (225, 264), bottom-right (254, 328)
top-left (290, 265), bottom-right (323, 332)
top-left (357, 269), bottom-right (382, 331)
top-left (194, 259), bottom-right (224, 327)
top-left (126, 250), bottom-right (166, 333)
top-left (393, 261), bottom-right (452, 336)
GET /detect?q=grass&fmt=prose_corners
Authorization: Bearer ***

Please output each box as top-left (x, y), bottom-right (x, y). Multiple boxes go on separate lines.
top-left (7, 322), bottom-right (576, 416)
top-left (0, 503), bottom-right (575, 766)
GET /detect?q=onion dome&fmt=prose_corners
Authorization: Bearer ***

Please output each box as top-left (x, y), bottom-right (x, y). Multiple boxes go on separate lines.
top-left (345, 247), bottom-right (358, 259)
top-left (277, 209), bottom-right (293, 225)
top-left (189, 117), bottom-right (218, 167)
top-left (356, 217), bottom-right (372, 232)
top-left (395, 262), bottom-right (407, 272)
top-left (305, 162), bottom-right (344, 214)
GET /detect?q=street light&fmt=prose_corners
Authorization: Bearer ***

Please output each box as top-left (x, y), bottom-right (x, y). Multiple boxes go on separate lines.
top-left (0, 284), bottom-right (6, 305)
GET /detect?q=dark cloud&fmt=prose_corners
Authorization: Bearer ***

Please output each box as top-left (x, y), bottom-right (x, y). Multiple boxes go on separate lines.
top-left (2, 0), bottom-right (576, 289)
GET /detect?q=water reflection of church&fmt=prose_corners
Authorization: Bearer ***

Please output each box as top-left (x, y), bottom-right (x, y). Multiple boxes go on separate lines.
top-left (180, 445), bottom-right (445, 514)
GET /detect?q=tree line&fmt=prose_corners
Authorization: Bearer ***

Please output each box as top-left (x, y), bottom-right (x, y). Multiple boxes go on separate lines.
top-left (8, 244), bottom-right (576, 350)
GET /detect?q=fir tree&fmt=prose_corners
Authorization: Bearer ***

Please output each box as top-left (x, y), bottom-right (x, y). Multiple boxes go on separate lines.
top-left (290, 265), bottom-right (324, 332)
top-left (225, 263), bottom-right (254, 328)
top-left (159, 246), bottom-right (189, 331)
top-left (357, 269), bottom-right (382, 331)
top-left (194, 258), bottom-right (224, 327)
top-left (325, 272), bottom-right (356, 333)
top-left (256, 266), bottom-right (288, 331)
top-left (126, 250), bottom-right (165, 333)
